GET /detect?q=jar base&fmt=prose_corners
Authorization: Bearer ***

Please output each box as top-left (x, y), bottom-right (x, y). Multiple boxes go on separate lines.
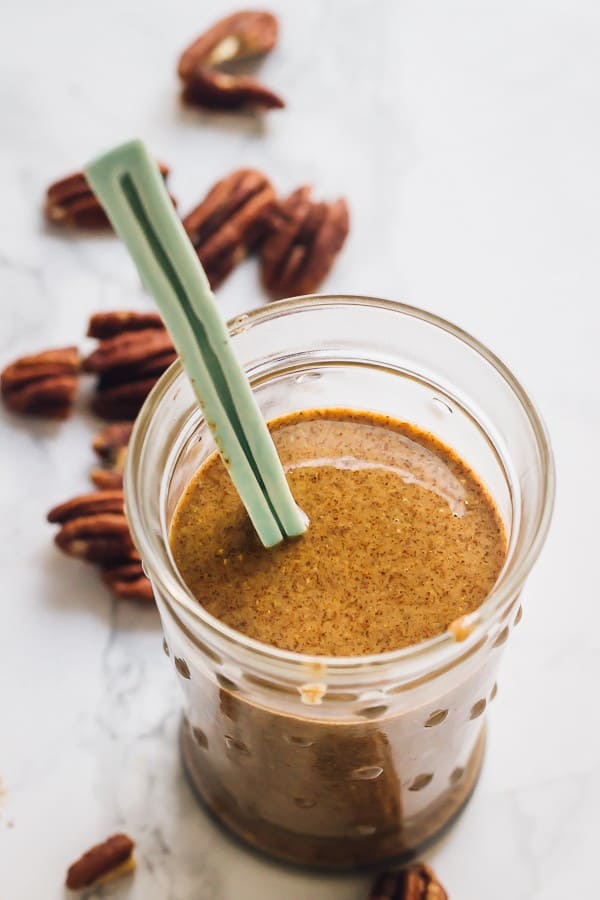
top-left (180, 717), bottom-right (486, 870)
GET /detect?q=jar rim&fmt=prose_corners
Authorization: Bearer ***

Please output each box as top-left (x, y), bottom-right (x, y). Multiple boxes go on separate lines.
top-left (125, 294), bottom-right (555, 675)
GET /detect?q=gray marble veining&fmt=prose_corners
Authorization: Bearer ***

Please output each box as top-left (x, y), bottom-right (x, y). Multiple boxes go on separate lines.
top-left (2, 1), bottom-right (599, 897)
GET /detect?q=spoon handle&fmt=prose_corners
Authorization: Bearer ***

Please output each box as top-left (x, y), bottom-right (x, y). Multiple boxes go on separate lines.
top-left (86, 140), bottom-right (307, 547)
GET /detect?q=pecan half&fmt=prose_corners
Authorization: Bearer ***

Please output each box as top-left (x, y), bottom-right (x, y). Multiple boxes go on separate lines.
top-left (84, 328), bottom-right (176, 421)
top-left (83, 328), bottom-right (173, 374)
top-left (93, 422), bottom-right (133, 465)
top-left (1, 346), bottom-right (80, 419)
top-left (54, 512), bottom-right (133, 563)
top-left (47, 489), bottom-right (124, 524)
top-left (368, 863), bottom-right (448, 900)
top-left (87, 311), bottom-right (164, 339)
top-left (183, 169), bottom-right (275, 288)
top-left (260, 187), bottom-right (349, 298)
top-left (91, 422), bottom-right (133, 488)
top-left (92, 376), bottom-right (168, 422)
top-left (101, 559), bottom-right (154, 603)
top-left (182, 69), bottom-right (284, 111)
top-left (66, 833), bottom-right (135, 890)
top-left (178, 11), bottom-right (278, 77)
top-left (178, 10), bottom-right (283, 111)
top-left (48, 492), bottom-right (152, 601)
top-left (46, 163), bottom-right (171, 229)
top-left (90, 469), bottom-right (125, 490)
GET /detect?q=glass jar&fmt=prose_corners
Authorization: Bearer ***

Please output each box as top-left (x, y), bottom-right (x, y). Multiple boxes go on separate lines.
top-left (125, 295), bottom-right (554, 868)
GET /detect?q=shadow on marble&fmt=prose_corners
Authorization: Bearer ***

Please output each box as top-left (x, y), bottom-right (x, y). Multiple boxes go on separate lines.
top-left (170, 100), bottom-right (269, 140)
top-left (42, 546), bottom-right (161, 633)
top-left (40, 218), bottom-right (117, 246)
top-left (0, 407), bottom-right (68, 442)
top-left (161, 734), bottom-right (369, 900)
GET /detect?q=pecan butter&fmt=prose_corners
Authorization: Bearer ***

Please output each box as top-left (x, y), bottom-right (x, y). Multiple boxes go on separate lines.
top-left (170, 409), bottom-right (506, 655)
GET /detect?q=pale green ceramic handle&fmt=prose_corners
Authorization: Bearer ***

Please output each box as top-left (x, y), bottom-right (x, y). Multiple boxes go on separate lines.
top-left (85, 140), bottom-right (307, 547)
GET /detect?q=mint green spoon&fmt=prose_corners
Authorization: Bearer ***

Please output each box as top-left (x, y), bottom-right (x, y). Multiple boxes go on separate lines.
top-left (85, 139), bottom-right (307, 548)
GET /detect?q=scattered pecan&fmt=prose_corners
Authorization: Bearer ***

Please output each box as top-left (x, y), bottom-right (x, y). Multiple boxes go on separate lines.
top-left (101, 559), bottom-right (154, 603)
top-left (92, 376), bottom-right (169, 422)
top-left (84, 328), bottom-right (176, 421)
top-left (66, 833), bottom-right (135, 890)
top-left (178, 10), bottom-right (283, 111)
top-left (93, 422), bottom-right (133, 465)
top-left (368, 863), bottom-right (448, 900)
top-left (260, 187), bottom-right (349, 298)
top-left (83, 328), bottom-right (173, 374)
top-left (91, 422), bottom-right (133, 488)
top-left (91, 469), bottom-right (125, 490)
top-left (182, 69), bottom-right (284, 111)
top-left (1, 346), bottom-right (80, 419)
top-left (47, 489), bottom-right (124, 524)
top-left (178, 10), bottom-right (278, 76)
top-left (45, 163), bottom-right (171, 229)
top-left (183, 169), bottom-right (275, 288)
top-left (54, 512), bottom-right (134, 563)
top-left (87, 311), bottom-right (164, 340)
top-left (47, 491), bottom-right (153, 601)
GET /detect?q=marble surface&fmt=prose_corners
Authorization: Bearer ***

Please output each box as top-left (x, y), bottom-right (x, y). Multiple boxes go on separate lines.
top-left (1, 0), bottom-right (599, 897)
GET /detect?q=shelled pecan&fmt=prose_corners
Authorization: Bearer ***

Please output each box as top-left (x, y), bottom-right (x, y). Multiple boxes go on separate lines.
top-left (182, 69), bottom-right (284, 111)
top-left (183, 168), bottom-right (275, 288)
top-left (52, 507), bottom-right (134, 563)
top-left (91, 422), bottom-right (133, 489)
top-left (47, 489), bottom-right (124, 524)
top-left (260, 187), bottom-right (349, 298)
top-left (87, 311), bottom-right (164, 339)
top-left (83, 328), bottom-right (173, 374)
top-left (92, 377), bottom-right (168, 422)
top-left (179, 10), bottom-right (278, 76)
top-left (48, 488), bottom-right (153, 603)
top-left (101, 559), bottom-right (154, 603)
top-left (90, 468), bottom-right (123, 489)
top-left (66, 833), bottom-right (135, 890)
top-left (178, 10), bottom-right (283, 111)
top-left (1, 346), bottom-right (80, 419)
top-left (368, 863), bottom-right (448, 899)
top-left (45, 163), bottom-right (171, 229)
top-left (84, 327), bottom-right (176, 421)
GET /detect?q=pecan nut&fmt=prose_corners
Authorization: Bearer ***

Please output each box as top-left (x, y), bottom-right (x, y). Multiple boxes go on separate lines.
top-left (1, 346), bottom-right (80, 419)
top-left (92, 422), bottom-right (133, 464)
top-left (83, 328), bottom-right (173, 374)
top-left (260, 187), bottom-right (349, 298)
top-left (48, 491), bottom-right (153, 601)
top-left (53, 512), bottom-right (133, 563)
top-left (90, 469), bottom-right (125, 490)
top-left (84, 327), bottom-right (176, 421)
top-left (46, 163), bottom-right (171, 229)
top-left (47, 489), bottom-right (124, 524)
top-left (101, 559), bottom-right (154, 603)
top-left (182, 69), bottom-right (284, 111)
top-left (368, 863), bottom-right (448, 900)
top-left (178, 10), bottom-right (283, 111)
top-left (91, 422), bottom-right (133, 489)
top-left (92, 376), bottom-right (169, 422)
top-left (183, 169), bottom-right (275, 288)
top-left (178, 10), bottom-right (278, 77)
top-left (87, 310), bottom-right (164, 339)
top-left (66, 833), bottom-right (135, 890)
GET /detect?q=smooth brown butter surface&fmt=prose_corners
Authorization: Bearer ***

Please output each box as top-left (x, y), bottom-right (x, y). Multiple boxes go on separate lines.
top-left (170, 409), bottom-right (506, 655)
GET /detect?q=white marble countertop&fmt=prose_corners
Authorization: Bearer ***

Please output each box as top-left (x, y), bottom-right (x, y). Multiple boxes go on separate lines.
top-left (1, 1), bottom-right (598, 897)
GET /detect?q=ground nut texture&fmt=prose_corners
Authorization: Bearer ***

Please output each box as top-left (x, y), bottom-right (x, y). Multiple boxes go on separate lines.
top-left (170, 409), bottom-right (506, 655)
